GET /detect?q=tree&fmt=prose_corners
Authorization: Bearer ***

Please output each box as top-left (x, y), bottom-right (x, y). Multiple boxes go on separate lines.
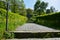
top-left (10, 0), bottom-right (17, 13)
top-left (46, 9), bottom-right (51, 14)
top-left (34, 0), bottom-right (48, 15)
top-left (0, 0), bottom-right (6, 9)
top-left (34, 0), bottom-right (41, 11)
top-left (10, 0), bottom-right (26, 16)
top-left (46, 6), bottom-right (57, 14)
top-left (26, 8), bottom-right (33, 19)
top-left (34, 0), bottom-right (41, 15)
top-left (50, 6), bottom-right (55, 12)
top-left (0, 0), bottom-right (26, 16)
top-left (40, 1), bottom-right (48, 13)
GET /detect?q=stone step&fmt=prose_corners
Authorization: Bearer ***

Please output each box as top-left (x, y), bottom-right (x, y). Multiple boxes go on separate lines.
top-left (10, 32), bottom-right (60, 38)
top-left (6, 38), bottom-right (60, 40)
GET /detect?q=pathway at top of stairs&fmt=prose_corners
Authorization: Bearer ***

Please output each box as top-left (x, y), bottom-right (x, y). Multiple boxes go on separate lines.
top-left (15, 23), bottom-right (60, 32)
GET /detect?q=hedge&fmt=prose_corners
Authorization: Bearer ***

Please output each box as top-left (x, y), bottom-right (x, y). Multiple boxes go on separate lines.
top-left (0, 8), bottom-right (27, 39)
top-left (36, 12), bottom-right (60, 30)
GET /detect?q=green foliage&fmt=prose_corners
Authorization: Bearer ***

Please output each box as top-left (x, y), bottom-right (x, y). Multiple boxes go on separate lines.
top-left (0, 0), bottom-right (27, 16)
top-left (34, 0), bottom-right (41, 11)
top-left (40, 1), bottom-right (48, 10)
top-left (10, 0), bottom-right (26, 16)
top-left (46, 9), bottom-right (51, 13)
top-left (32, 0), bottom-right (48, 23)
top-left (34, 0), bottom-right (48, 15)
top-left (46, 6), bottom-right (56, 14)
top-left (0, 8), bottom-right (27, 39)
top-left (34, 0), bottom-right (41, 15)
top-left (4, 32), bottom-right (14, 39)
top-left (36, 12), bottom-right (60, 29)
top-left (26, 8), bottom-right (33, 22)
top-left (0, 1), bottom-right (6, 9)
top-left (50, 6), bottom-right (55, 12)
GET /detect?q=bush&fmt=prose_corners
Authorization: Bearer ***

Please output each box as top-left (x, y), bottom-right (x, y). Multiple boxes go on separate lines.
top-left (36, 12), bottom-right (60, 30)
top-left (0, 8), bottom-right (27, 39)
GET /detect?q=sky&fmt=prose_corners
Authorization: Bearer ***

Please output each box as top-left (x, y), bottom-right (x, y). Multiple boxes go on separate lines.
top-left (24, 0), bottom-right (60, 11)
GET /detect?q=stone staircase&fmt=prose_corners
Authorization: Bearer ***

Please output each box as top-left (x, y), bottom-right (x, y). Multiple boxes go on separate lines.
top-left (9, 31), bottom-right (60, 38)
top-left (6, 23), bottom-right (60, 40)
top-left (6, 38), bottom-right (60, 40)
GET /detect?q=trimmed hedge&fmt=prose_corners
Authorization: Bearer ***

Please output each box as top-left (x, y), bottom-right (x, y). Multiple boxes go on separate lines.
top-left (0, 8), bottom-right (27, 39)
top-left (36, 12), bottom-right (60, 30)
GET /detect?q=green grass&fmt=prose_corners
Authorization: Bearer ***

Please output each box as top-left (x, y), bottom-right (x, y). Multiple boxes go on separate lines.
top-left (0, 8), bottom-right (27, 39)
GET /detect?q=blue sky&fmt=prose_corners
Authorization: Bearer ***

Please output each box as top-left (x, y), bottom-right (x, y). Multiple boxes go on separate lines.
top-left (24, 0), bottom-right (60, 11)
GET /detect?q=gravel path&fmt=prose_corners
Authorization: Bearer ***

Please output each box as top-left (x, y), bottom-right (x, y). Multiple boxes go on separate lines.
top-left (15, 23), bottom-right (60, 32)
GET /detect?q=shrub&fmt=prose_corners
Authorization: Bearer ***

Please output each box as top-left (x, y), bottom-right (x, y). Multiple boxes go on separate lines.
top-left (36, 12), bottom-right (60, 30)
top-left (0, 8), bottom-right (27, 39)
